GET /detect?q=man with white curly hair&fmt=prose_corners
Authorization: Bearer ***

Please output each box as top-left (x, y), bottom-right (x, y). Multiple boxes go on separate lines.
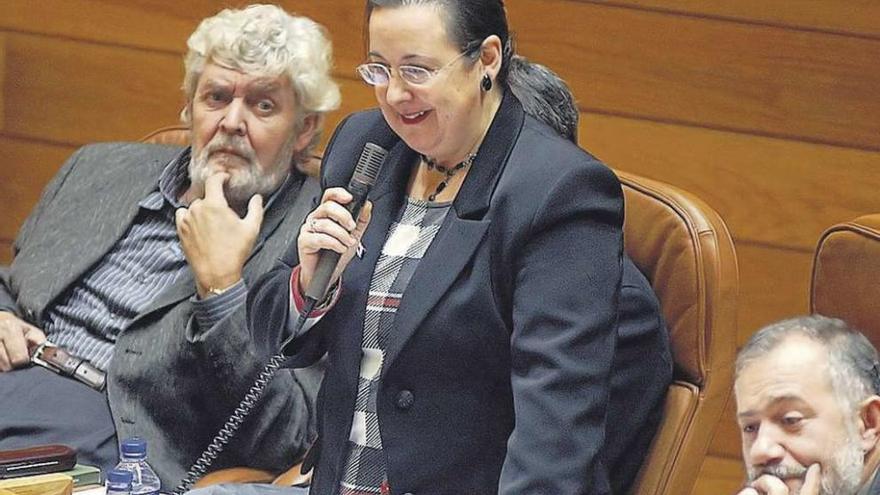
top-left (734, 315), bottom-right (880, 495)
top-left (0, 4), bottom-right (338, 488)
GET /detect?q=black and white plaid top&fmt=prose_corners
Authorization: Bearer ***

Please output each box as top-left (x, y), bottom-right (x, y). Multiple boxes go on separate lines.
top-left (339, 197), bottom-right (451, 495)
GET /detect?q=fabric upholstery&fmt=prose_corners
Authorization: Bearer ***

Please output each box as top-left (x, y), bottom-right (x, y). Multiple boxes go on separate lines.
top-left (619, 171), bottom-right (738, 495)
top-left (811, 214), bottom-right (880, 344)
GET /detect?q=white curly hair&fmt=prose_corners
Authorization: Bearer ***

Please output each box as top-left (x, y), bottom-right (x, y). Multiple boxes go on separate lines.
top-left (181, 4), bottom-right (340, 153)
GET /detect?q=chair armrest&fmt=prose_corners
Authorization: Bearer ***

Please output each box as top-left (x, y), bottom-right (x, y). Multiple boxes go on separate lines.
top-left (192, 468), bottom-right (275, 488)
top-left (272, 461), bottom-right (310, 487)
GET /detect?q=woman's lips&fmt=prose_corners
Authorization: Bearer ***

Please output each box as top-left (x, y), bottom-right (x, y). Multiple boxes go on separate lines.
top-left (400, 110), bottom-right (430, 125)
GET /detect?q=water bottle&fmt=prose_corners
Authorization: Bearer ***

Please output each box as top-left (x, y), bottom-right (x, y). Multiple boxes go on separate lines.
top-left (106, 469), bottom-right (133, 495)
top-left (114, 437), bottom-right (162, 495)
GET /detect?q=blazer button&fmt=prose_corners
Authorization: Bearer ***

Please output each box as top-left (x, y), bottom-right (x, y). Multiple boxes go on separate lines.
top-left (395, 390), bottom-right (414, 410)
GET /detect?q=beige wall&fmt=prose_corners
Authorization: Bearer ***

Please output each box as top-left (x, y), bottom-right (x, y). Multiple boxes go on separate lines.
top-left (2, 1), bottom-right (879, 491)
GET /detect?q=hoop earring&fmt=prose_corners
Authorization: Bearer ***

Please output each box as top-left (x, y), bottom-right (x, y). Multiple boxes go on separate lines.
top-left (481, 74), bottom-right (493, 92)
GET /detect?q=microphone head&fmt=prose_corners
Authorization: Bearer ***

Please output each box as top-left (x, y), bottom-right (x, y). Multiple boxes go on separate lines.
top-left (351, 142), bottom-right (389, 187)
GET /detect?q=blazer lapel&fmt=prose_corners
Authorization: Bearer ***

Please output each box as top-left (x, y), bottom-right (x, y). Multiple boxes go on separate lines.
top-left (331, 142), bottom-right (413, 377)
top-left (382, 214), bottom-right (490, 373)
top-left (39, 146), bottom-right (178, 311)
top-left (381, 92), bottom-right (526, 374)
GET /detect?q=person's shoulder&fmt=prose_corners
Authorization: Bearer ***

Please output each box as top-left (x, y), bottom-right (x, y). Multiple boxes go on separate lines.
top-left (511, 116), bottom-right (620, 193)
top-left (321, 109), bottom-right (399, 185)
top-left (72, 142), bottom-right (184, 167)
top-left (337, 108), bottom-right (385, 131)
top-left (324, 109), bottom-right (387, 154)
top-left (519, 116), bottom-right (605, 168)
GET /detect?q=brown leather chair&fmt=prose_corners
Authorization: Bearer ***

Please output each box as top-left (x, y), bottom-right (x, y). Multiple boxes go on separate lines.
top-left (618, 171), bottom-right (739, 495)
top-left (811, 214), bottom-right (880, 344)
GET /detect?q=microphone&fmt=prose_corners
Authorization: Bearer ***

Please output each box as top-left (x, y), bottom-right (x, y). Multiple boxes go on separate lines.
top-left (303, 141), bottom-right (390, 301)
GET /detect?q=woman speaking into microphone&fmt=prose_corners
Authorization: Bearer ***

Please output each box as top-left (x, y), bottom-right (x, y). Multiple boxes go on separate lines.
top-left (249, 1), bottom-right (668, 493)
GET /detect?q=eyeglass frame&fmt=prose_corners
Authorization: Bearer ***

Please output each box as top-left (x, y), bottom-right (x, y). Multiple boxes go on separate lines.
top-left (356, 39), bottom-right (484, 87)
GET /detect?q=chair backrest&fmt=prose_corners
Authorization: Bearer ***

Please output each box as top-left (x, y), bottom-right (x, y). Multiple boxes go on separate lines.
top-left (618, 171), bottom-right (739, 495)
top-left (141, 125), bottom-right (190, 146)
top-left (811, 214), bottom-right (880, 346)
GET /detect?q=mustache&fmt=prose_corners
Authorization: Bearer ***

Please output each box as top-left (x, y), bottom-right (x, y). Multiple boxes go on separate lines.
top-left (750, 463), bottom-right (808, 482)
top-left (202, 137), bottom-right (256, 162)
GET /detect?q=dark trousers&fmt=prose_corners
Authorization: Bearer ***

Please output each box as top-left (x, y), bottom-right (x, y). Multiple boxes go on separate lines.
top-left (0, 365), bottom-right (118, 473)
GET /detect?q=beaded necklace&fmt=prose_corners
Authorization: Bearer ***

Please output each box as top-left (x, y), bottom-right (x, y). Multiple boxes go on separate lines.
top-left (420, 153), bottom-right (476, 202)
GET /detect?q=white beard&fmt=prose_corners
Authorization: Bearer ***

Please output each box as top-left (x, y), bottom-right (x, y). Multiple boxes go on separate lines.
top-left (746, 425), bottom-right (864, 495)
top-left (818, 429), bottom-right (865, 495)
top-left (189, 133), bottom-right (295, 212)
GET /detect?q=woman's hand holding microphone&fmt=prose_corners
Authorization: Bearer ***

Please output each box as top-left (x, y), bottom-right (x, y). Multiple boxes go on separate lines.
top-left (298, 187), bottom-right (373, 299)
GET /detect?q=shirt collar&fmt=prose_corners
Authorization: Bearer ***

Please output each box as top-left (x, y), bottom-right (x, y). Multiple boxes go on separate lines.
top-left (140, 147), bottom-right (191, 211)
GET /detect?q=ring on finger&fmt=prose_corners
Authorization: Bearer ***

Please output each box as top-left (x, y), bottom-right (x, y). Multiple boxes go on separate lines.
top-left (309, 218), bottom-right (318, 232)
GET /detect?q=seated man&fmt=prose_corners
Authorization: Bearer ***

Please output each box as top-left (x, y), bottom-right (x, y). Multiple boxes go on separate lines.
top-left (0, 4), bottom-right (340, 489)
top-left (735, 315), bottom-right (880, 495)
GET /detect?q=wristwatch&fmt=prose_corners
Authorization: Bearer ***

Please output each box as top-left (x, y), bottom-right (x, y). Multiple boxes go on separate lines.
top-left (30, 341), bottom-right (106, 391)
top-left (205, 280), bottom-right (240, 298)
top-left (207, 285), bottom-right (232, 297)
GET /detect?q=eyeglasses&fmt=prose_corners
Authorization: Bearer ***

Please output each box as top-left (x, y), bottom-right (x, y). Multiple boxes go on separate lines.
top-left (356, 40), bottom-right (482, 87)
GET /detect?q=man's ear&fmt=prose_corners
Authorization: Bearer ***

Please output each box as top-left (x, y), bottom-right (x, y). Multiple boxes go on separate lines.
top-left (858, 395), bottom-right (880, 452)
top-left (294, 114), bottom-right (320, 153)
top-left (180, 103), bottom-right (193, 126)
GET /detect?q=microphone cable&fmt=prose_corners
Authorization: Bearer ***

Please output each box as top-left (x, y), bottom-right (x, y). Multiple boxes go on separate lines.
top-left (172, 295), bottom-right (318, 495)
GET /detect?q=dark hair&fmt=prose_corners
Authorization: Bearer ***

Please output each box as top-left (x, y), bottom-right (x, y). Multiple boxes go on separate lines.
top-left (736, 315), bottom-right (880, 410)
top-left (364, 0), bottom-right (514, 86)
top-left (508, 55), bottom-right (579, 144)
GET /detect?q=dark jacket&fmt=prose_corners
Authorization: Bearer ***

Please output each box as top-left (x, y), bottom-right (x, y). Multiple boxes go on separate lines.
top-left (250, 94), bottom-right (670, 494)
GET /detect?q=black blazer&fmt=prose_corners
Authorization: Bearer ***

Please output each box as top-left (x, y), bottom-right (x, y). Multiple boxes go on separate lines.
top-left (250, 94), bottom-right (670, 494)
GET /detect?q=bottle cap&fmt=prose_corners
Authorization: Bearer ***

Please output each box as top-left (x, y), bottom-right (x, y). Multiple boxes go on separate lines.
top-left (120, 437), bottom-right (147, 458)
top-left (108, 469), bottom-right (133, 485)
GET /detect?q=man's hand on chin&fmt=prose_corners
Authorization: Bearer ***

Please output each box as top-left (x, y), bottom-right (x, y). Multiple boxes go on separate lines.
top-left (736, 464), bottom-right (821, 495)
top-left (175, 172), bottom-right (264, 298)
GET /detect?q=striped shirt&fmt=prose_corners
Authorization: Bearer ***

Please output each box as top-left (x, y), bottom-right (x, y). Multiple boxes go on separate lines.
top-left (44, 148), bottom-right (247, 371)
top-left (340, 197), bottom-right (451, 495)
